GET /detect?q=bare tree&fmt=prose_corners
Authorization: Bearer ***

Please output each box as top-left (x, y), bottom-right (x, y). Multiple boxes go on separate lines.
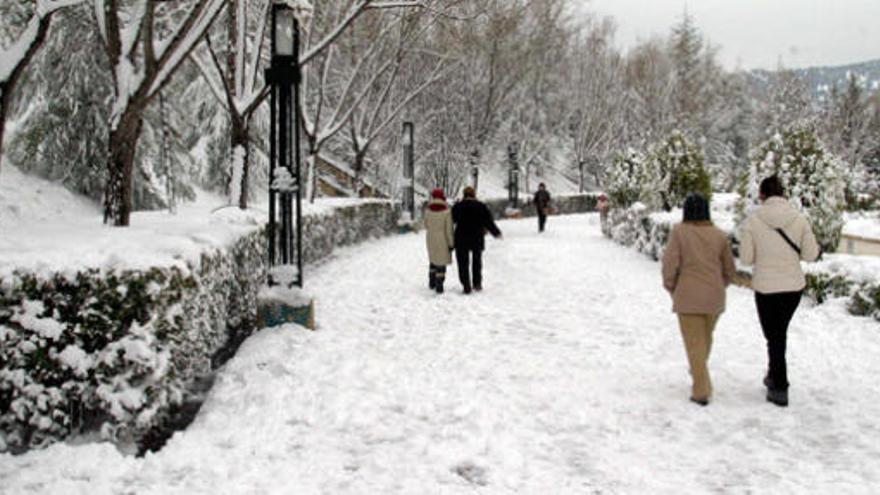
top-left (343, 10), bottom-right (452, 195)
top-left (93, 0), bottom-right (227, 225)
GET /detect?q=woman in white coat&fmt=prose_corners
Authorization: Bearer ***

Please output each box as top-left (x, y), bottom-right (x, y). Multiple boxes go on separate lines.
top-left (739, 175), bottom-right (820, 407)
top-left (424, 188), bottom-right (454, 294)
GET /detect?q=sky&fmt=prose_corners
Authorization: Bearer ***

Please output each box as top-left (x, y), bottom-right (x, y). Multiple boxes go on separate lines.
top-left (579, 0), bottom-right (880, 71)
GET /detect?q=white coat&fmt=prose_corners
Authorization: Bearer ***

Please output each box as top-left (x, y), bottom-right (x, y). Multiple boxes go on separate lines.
top-left (424, 199), bottom-right (454, 265)
top-left (739, 197), bottom-right (821, 293)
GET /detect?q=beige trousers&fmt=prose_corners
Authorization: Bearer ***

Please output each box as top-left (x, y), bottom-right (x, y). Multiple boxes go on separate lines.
top-left (678, 314), bottom-right (719, 401)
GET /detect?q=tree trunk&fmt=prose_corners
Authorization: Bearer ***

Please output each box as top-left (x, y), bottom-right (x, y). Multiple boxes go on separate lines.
top-left (230, 115), bottom-right (250, 209)
top-left (0, 88), bottom-right (8, 172)
top-left (104, 110), bottom-right (143, 226)
top-left (353, 150), bottom-right (367, 197)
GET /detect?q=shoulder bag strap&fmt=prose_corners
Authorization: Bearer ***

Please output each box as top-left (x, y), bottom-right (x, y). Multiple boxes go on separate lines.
top-left (774, 228), bottom-right (801, 255)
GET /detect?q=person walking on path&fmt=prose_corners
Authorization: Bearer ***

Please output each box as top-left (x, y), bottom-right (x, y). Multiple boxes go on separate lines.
top-left (533, 183), bottom-right (552, 233)
top-left (662, 193), bottom-right (737, 406)
top-left (424, 188), bottom-right (454, 294)
top-left (452, 186), bottom-right (502, 294)
top-left (739, 175), bottom-right (820, 407)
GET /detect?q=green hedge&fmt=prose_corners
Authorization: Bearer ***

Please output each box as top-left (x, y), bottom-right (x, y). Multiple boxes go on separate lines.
top-left (0, 228), bottom-right (266, 453)
top-left (0, 200), bottom-right (407, 454)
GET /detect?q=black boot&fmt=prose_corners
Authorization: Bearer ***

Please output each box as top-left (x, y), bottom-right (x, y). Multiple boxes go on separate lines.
top-left (429, 267), bottom-right (436, 290)
top-left (436, 280), bottom-right (444, 294)
top-left (766, 388), bottom-right (788, 407)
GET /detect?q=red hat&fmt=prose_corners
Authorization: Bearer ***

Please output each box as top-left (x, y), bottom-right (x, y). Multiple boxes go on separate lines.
top-left (431, 188), bottom-right (445, 200)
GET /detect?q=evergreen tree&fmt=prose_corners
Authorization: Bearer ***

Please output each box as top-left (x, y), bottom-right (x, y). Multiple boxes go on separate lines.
top-left (669, 9), bottom-right (703, 130)
top-left (642, 131), bottom-right (712, 211)
top-left (7, 6), bottom-right (109, 202)
top-left (604, 148), bottom-right (646, 208)
top-left (821, 73), bottom-right (875, 207)
top-left (739, 123), bottom-right (846, 252)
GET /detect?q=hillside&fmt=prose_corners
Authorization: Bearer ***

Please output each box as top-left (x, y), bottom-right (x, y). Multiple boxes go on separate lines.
top-left (750, 58), bottom-right (880, 99)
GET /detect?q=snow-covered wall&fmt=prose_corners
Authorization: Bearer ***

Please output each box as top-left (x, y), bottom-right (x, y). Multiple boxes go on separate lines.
top-left (301, 200), bottom-right (399, 264)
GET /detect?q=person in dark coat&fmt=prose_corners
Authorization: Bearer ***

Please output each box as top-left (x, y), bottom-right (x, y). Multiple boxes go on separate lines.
top-left (533, 183), bottom-right (551, 232)
top-left (452, 186), bottom-right (502, 294)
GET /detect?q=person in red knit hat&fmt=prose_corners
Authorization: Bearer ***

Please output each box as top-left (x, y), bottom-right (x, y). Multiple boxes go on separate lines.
top-left (424, 188), bottom-right (454, 293)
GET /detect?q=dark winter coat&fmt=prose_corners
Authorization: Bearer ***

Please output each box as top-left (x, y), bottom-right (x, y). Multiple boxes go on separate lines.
top-left (534, 189), bottom-right (551, 213)
top-left (452, 198), bottom-right (501, 251)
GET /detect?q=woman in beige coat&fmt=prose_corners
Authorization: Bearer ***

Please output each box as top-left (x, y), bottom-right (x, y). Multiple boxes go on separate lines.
top-left (662, 193), bottom-right (737, 406)
top-left (424, 188), bottom-right (454, 294)
top-left (739, 175), bottom-right (820, 407)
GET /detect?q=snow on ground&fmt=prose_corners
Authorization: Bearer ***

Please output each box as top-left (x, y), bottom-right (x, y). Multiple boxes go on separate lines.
top-left (2, 214), bottom-right (880, 494)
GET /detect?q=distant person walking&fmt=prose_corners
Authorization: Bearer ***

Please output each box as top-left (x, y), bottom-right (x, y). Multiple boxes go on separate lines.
top-left (739, 175), bottom-right (820, 407)
top-left (662, 193), bottom-right (737, 406)
top-left (424, 188), bottom-right (454, 294)
top-left (533, 183), bottom-right (552, 233)
top-left (452, 186), bottom-right (502, 294)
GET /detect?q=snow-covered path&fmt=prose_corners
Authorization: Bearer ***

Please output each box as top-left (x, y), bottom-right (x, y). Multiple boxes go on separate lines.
top-left (3, 214), bottom-right (880, 494)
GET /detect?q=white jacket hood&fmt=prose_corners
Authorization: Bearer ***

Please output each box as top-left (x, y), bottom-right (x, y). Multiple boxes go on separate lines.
top-left (755, 197), bottom-right (801, 229)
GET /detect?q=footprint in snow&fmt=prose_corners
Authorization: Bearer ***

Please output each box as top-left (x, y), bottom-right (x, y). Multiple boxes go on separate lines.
top-left (452, 461), bottom-right (488, 486)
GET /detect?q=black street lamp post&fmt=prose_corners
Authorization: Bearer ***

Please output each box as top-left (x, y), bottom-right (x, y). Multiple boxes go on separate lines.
top-left (508, 142), bottom-right (519, 209)
top-left (266, 2), bottom-right (303, 288)
top-left (402, 121), bottom-right (415, 220)
top-left (470, 149), bottom-right (479, 192)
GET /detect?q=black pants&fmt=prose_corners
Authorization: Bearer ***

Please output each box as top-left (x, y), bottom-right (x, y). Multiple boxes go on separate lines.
top-left (537, 211), bottom-right (547, 232)
top-left (755, 291), bottom-right (802, 391)
top-left (455, 247), bottom-right (482, 290)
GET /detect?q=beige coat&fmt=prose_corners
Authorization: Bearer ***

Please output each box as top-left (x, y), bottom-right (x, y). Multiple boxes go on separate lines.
top-left (424, 199), bottom-right (454, 265)
top-left (662, 222), bottom-right (737, 315)
top-left (738, 197), bottom-right (820, 294)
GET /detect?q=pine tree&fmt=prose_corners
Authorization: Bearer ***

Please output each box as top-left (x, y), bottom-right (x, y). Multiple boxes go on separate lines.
top-left (669, 9), bottom-right (703, 130)
top-left (740, 123), bottom-right (846, 252)
top-left (641, 131), bottom-right (712, 211)
top-left (821, 73), bottom-right (874, 207)
top-left (604, 148), bottom-right (645, 208)
top-left (6, 6), bottom-right (109, 202)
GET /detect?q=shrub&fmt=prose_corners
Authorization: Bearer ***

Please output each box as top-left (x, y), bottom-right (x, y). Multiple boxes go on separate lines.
top-left (641, 131), bottom-right (712, 211)
top-left (737, 123), bottom-right (846, 252)
top-left (604, 149), bottom-right (646, 208)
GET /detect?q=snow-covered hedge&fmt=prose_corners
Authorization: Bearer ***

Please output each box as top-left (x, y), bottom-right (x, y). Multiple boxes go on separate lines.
top-left (600, 204), bottom-right (674, 261)
top-left (601, 205), bottom-right (880, 322)
top-left (302, 201), bottom-right (399, 263)
top-left (0, 229), bottom-right (266, 454)
top-left (0, 200), bottom-right (402, 454)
